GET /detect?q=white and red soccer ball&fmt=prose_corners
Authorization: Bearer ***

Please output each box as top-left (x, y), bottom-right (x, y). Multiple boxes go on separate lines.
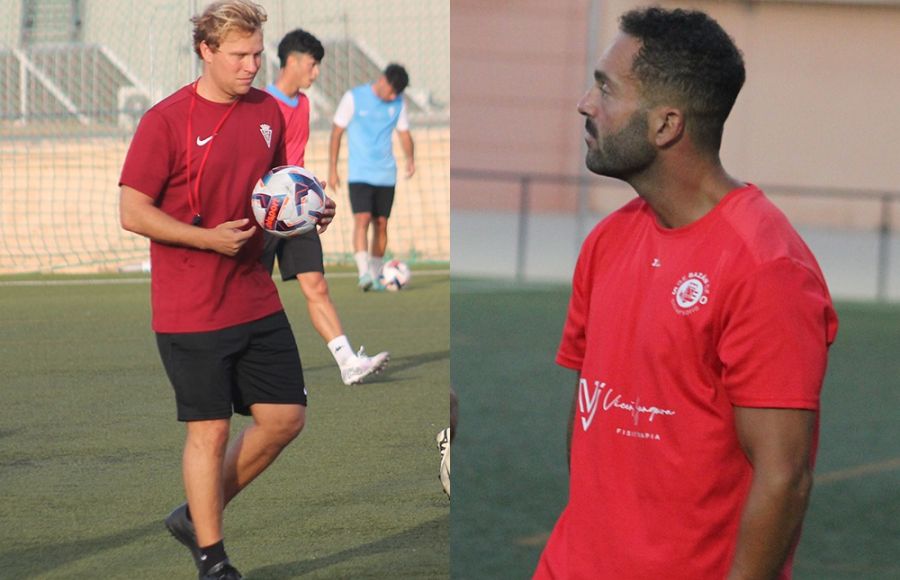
top-left (251, 165), bottom-right (326, 237)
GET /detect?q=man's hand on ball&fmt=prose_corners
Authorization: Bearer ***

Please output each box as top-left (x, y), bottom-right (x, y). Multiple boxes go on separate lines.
top-left (318, 194), bottom-right (336, 234)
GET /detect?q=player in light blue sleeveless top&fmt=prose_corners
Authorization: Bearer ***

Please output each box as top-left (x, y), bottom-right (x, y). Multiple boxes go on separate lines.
top-left (329, 64), bottom-right (415, 291)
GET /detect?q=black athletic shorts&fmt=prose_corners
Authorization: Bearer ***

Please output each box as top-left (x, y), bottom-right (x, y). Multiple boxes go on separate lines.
top-left (349, 182), bottom-right (395, 218)
top-left (156, 311), bottom-right (307, 421)
top-left (261, 230), bottom-right (325, 281)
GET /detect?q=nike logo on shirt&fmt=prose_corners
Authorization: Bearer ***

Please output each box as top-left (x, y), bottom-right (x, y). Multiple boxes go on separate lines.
top-left (196, 135), bottom-right (213, 146)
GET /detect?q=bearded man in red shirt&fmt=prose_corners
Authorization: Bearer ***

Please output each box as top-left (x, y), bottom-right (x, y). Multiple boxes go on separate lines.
top-left (534, 8), bottom-right (838, 580)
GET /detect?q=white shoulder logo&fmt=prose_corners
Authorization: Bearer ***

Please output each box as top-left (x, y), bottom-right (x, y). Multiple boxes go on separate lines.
top-left (259, 124), bottom-right (272, 148)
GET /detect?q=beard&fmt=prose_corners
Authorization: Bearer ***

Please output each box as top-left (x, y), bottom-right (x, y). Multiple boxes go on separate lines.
top-left (585, 110), bottom-right (656, 180)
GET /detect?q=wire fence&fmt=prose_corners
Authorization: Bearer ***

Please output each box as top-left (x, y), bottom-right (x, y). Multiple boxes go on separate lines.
top-left (0, 0), bottom-right (449, 273)
top-left (452, 168), bottom-right (900, 302)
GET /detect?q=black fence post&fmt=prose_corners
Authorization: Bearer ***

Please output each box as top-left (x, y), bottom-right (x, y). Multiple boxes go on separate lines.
top-left (876, 195), bottom-right (892, 301)
top-left (516, 176), bottom-right (531, 282)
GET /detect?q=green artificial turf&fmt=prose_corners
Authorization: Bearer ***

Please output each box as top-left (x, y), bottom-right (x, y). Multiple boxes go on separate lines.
top-left (0, 271), bottom-right (449, 579)
top-left (450, 278), bottom-right (900, 580)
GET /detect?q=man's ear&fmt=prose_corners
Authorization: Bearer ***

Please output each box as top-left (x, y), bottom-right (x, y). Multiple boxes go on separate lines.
top-left (650, 106), bottom-right (685, 148)
top-left (199, 41), bottom-right (215, 63)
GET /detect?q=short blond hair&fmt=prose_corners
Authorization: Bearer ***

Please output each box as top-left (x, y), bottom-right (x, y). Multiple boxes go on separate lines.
top-left (192, 0), bottom-right (267, 58)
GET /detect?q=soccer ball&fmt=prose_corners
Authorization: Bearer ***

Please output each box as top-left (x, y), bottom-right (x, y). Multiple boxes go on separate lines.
top-left (381, 260), bottom-right (411, 291)
top-left (251, 165), bottom-right (326, 237)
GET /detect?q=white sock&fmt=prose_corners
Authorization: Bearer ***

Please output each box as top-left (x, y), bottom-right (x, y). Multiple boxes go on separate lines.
top-left (370, 256), bottom-right (384, 279)
top-left (328, 335), bottom-right (355, 366)
top-left (354, 252), bottom-right (370, 278)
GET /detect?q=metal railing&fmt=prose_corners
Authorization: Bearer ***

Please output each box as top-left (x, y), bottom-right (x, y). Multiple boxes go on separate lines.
top-left (451, 168), bottom-right (900, 301)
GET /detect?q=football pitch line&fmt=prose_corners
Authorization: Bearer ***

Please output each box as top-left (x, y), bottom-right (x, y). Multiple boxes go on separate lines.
top-left (0, 269), bottom-right (449, 287)
top-left (452, 278), bottom-right (568, 294)
top-left (0, 278), bottom-right (151, 286)
top-left (815, 456), bottom-right (900, 484)
top-left (512, 457), bottom-right (900, 548)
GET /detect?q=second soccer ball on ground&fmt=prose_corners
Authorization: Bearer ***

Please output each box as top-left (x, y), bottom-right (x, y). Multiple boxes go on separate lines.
top-left (381, 260), bottom-right (411, 291)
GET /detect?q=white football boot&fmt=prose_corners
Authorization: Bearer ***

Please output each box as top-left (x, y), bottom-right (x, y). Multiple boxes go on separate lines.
top-left (340, 347), bottom-right (390, 385)
top-left (436, 427), bottom-right (451, 497)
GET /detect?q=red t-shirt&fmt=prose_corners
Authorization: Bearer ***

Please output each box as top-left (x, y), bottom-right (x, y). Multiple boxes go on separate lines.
top-left (119, 84), bottom-right (287, 333)
top-left (270, 90), bottom-right (310, 166)
top-left (535, 185), bottom-right (838, 580)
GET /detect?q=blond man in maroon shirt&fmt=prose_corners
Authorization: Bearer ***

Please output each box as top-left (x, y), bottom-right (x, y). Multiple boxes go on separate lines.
top-left (119, 2), bottom-right (334, 578)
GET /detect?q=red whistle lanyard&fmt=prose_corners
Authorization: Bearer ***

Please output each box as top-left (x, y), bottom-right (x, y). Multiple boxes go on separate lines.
top-left (185, 81), bottom-right (240, 226)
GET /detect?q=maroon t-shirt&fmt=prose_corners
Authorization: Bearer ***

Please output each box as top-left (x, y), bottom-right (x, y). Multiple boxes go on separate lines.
top-left (120, 84), bottom-right (287, 332)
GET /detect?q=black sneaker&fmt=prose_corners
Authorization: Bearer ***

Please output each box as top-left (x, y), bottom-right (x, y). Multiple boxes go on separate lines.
top-left (200, 559), bottom-right (242, 580)
top-left (164, 503), bottom-right (202, 571)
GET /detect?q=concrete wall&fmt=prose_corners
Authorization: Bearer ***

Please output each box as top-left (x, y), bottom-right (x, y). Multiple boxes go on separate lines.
top-left (271, 0), bottom-right (449, 107)
top-left (451, 0), bottom-right (900, 298)
top-left (1, 0), bottom-right (448, 106)
top-left (0, 1), bottom-right (23, 48)
top-left (452, 0), bottom-right (900, 195)
top-left (99, 0), bottom-right (449, 106)
top-left (452, 0), bottom-right (591, 177)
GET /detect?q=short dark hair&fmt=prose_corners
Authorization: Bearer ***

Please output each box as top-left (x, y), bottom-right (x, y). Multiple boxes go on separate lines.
top-left (620, 7), bottom-right (745, 152)
top-left (384, 63), bottom-right (409, 94)
top-left (277, 28), bottom-right (324, 68)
